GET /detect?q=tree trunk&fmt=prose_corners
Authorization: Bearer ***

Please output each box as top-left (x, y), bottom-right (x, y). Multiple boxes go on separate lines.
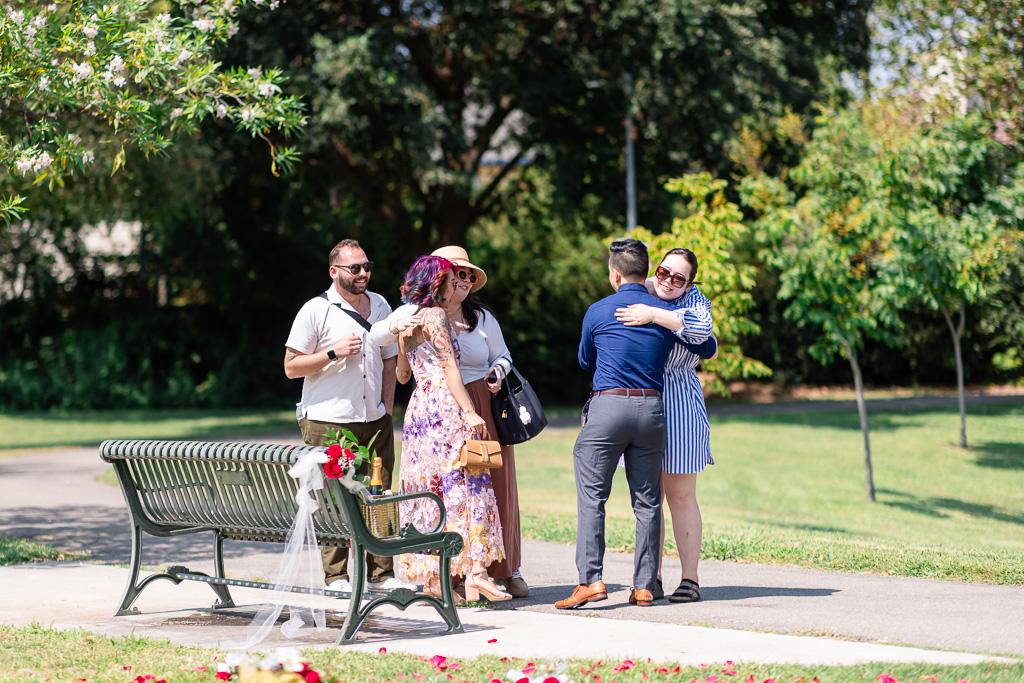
top-left (943, 302), bottom-right (968, 448)
top-left (842, 339), bottom-right (875, 502)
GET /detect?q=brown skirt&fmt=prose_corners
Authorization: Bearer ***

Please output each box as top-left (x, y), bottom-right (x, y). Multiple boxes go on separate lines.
top-left (465, 378), bottom-right (521, 578)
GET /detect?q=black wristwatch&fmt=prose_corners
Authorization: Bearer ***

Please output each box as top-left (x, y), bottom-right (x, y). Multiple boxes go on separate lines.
top-left (326, 348), bottom-right (337, 361)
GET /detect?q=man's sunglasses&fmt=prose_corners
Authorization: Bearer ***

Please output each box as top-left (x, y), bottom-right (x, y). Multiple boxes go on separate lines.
top-left (332, 261), bottom-right (374, 275)
top-left (655, 265), bottom-right (689, 288)
top-left (455, 268), bottom-right (478, 284)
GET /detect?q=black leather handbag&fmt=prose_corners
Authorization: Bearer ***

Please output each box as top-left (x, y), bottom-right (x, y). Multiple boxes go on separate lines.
top-left (490, 365), bottom-right (548, 445)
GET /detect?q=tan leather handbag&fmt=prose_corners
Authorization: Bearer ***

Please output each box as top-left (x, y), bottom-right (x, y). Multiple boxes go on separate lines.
top-left (459, 439), bottom-right (503, 469)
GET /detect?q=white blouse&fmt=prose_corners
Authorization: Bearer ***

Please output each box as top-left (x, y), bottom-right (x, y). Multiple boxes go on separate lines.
top-left (370, 303), bottom-right (513, 383)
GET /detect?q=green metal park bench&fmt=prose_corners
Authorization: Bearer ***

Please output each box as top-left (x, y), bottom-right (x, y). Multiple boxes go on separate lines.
top-left (98, 439), bottom-right (465, 644)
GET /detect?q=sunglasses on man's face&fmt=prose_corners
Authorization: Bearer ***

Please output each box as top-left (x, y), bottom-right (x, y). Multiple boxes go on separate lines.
top-left (655, 265), bottom-right (689, 288)
top-left (455, 268), bottom-right (478, 284)
top-left (332, 261), bottom-right (374, 275)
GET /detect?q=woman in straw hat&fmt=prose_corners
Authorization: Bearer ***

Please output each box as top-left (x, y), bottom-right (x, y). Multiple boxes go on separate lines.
top-left (371, 245), bottom-right (529, 598)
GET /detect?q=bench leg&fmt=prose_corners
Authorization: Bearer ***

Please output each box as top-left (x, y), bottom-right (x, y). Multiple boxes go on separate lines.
top-left (333, 545), bottom-right (465, 643)
top-left (338, 542), bottom-right (368, 644)
top-left (114, 522), bottom-right (235, 615)
top-left (435, 539), bottom-right (466, 635)
top-left (210, 531), bottom-right (235, 609)
top-left (114, 521), bottom-right (184, 615)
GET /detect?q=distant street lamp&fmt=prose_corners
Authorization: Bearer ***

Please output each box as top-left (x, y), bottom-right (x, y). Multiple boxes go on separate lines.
top-left (624, 72), bottom-right (637, 232)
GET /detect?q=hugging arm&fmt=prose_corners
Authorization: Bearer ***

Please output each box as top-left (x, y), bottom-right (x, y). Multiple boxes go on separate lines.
top-left (679, 334), bottom-right (718, 361)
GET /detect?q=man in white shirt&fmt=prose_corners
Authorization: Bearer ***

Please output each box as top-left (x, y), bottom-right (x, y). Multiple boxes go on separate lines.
top-left (284, 238), bottom-right (411, 592)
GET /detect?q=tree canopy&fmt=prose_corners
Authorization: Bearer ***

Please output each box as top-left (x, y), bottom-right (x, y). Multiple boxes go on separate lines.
top-left (0, 0), bottom-right (304, 223)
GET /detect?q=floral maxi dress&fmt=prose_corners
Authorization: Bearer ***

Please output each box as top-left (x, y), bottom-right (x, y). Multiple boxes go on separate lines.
top-left (398, 332), bottom-right (505, 581)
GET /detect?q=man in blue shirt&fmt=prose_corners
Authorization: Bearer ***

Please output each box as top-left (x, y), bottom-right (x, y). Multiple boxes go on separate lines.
top-left (555, 238), bottom-right (679, 610)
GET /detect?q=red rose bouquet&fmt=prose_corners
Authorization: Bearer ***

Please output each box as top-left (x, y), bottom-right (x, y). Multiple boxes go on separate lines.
top-left (321, 427), bottom-right (378, 487)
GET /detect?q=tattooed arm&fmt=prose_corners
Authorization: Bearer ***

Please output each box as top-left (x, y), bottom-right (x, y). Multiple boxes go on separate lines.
top-left (396, 330), bottom-right (413, 384)
top-left (422, 307), bottom-right (487, 436)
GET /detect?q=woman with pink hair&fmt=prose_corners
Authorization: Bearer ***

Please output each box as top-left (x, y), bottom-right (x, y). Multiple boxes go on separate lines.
top-left (394, 255), bottom-right (510, 602)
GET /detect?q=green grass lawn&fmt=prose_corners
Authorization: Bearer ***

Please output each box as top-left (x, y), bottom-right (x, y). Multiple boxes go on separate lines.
top-left (516, 402), bottom-right (1024, 584)
top-left (4, 402), bottom-right (1023, 584)
top-left (0, 409), bottom-right (300, 452)
top-left (2, 624), bottom-right (1023, 683)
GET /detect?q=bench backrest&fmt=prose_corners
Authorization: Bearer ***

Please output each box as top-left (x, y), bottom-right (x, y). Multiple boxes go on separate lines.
top-left (99, 439), bottom-right (356, 544)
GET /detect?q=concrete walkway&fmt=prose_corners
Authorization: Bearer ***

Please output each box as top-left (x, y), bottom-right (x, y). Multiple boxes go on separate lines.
top-left (1, 444), bottom-right (1022, 665)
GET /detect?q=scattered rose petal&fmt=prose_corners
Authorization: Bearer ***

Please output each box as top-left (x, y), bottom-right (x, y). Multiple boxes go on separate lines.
top-left (379, 647), bottom-right (388, 654)
top-left (613, 660), bottom-right (635, 673)
top-left (488, 639), bottom-right (498, 643)
top-left (430, 655), bottom-right (448, 670)
top-left (215, 673), bottom-right (230, 681)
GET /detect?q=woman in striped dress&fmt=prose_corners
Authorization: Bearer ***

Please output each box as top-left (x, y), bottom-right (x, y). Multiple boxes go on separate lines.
top-left (615, 248), bottom-right (716, 603)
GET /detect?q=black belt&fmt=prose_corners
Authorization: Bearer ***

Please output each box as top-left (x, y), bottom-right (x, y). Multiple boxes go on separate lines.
top-left (591, 388), bottom-right (660, 398)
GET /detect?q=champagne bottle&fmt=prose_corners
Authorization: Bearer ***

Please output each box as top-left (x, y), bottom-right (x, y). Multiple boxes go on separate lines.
top-left (368, 456), bottom-right (384, 496)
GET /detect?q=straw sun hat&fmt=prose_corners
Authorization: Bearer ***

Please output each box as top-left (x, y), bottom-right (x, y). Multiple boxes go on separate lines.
top-left (431, 245), bottom-right (488, 293)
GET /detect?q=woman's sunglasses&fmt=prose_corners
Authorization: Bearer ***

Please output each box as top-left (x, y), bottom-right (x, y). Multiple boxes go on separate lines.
top-left (332, 261), bottom-right (374, 275)
top-left (455, 268), bottom-right (478, 284)
top-left (655, 266), bottom-right (689, 288)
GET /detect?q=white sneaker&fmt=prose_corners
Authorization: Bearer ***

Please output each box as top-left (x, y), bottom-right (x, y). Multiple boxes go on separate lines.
top-left (368, 576), bottom-right (416, 591)
top-left (328, 578), bottom-right (352, 593)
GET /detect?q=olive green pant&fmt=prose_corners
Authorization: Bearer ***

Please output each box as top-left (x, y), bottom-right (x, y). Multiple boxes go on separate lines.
top-left (300, 413), bottom-right (395, 585)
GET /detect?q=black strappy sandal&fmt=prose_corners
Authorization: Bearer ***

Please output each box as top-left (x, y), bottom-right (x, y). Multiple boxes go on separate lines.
top-left (669, 579), bottom-right (701, 603)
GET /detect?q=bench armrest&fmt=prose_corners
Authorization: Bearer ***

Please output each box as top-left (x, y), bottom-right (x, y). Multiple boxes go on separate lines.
top-left (361, 491), bottom-right (447, 534)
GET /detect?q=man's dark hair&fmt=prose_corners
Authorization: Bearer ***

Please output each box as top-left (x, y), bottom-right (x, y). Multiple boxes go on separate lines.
top-left (609, 238), bottom-right (649, 279)
top-left (329, 239), bottom-right (361, 266)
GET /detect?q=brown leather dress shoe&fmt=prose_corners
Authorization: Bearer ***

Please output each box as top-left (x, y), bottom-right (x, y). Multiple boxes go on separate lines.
top-left (628, 588), bottom-right (654, 606)
top-left (500, 575), bottom-right (530, 599)
top-left (555, 581), bottom-right (608, 609)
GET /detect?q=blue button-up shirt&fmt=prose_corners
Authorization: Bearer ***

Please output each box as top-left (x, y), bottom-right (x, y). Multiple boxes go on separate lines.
top-left (578, 283), bottom-right (680, 392)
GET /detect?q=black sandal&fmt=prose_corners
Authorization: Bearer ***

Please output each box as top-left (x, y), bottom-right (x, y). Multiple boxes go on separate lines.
top-left (669, 579), bottom-right (701, 603)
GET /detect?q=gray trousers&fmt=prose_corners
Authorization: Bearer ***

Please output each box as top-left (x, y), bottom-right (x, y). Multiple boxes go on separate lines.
top-left (573, 394), bottom-right (666, 591)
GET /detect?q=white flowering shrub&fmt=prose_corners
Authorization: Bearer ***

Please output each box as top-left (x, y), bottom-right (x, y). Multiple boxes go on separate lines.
top-left (0, 0), bottom-right (305, 223)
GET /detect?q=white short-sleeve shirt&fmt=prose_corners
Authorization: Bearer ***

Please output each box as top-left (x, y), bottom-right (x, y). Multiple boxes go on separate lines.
top-left (285, 287), bottom-right (398, 424)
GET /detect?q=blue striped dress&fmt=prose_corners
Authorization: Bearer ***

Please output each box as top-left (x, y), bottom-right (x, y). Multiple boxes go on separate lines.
top-left (663, 285), bottom-right (714, 474)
